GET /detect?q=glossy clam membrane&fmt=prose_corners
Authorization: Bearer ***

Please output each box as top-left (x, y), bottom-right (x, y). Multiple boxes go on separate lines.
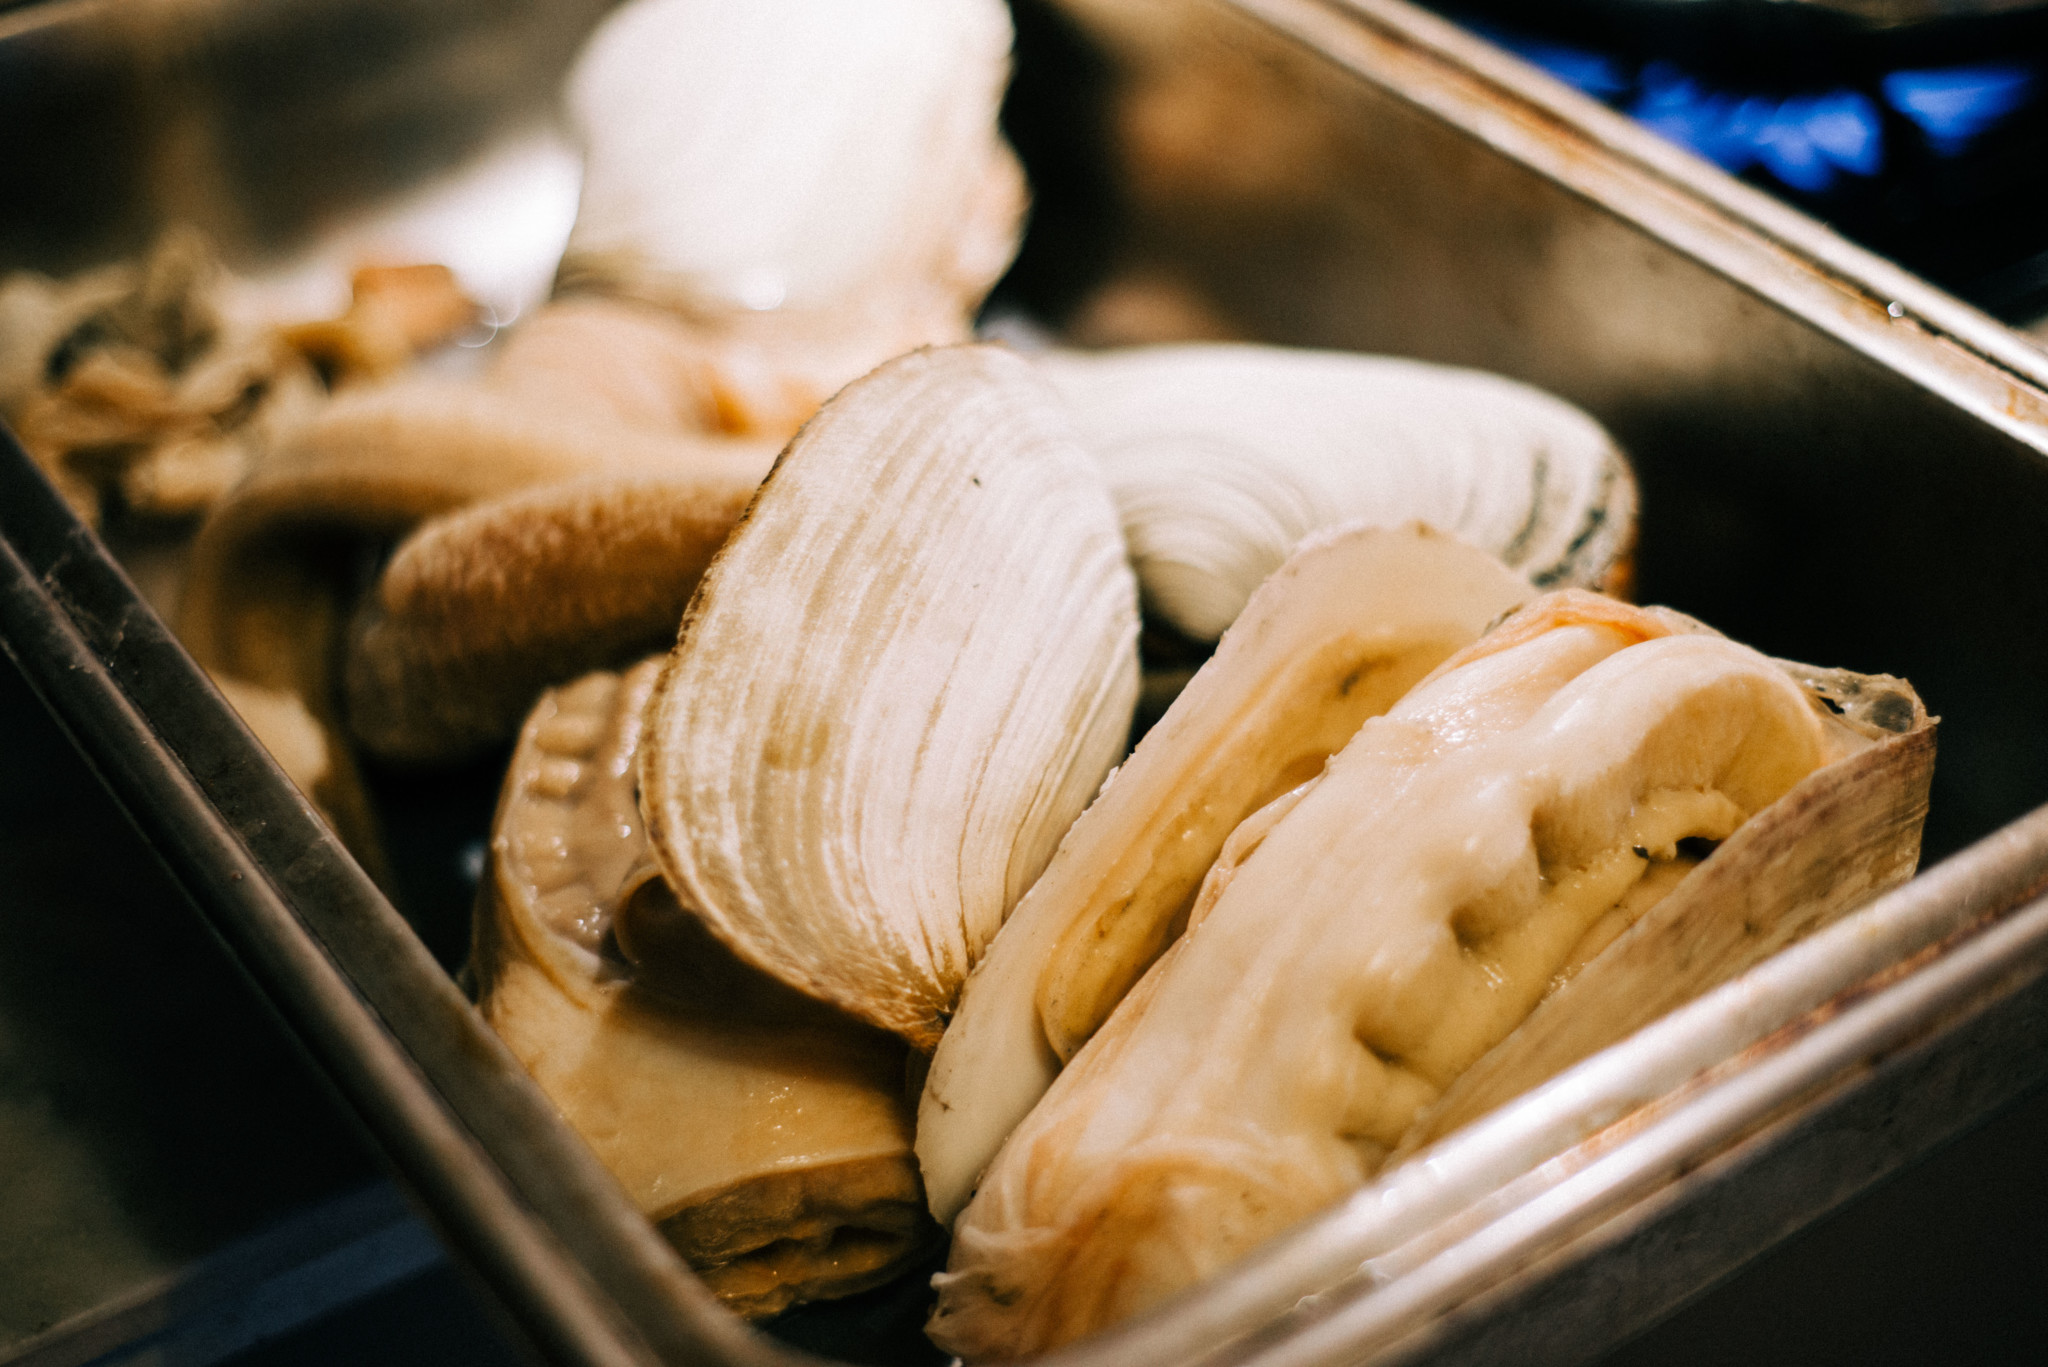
top-left (927, 593), bottom-right (1933, 1358)
top-left (917, 523), bottom-right (1534, 1224)
top-left (472, 660), bottom-right (932, 1319)
top-left (1396, 657), bottom-right (1934, 1156)
top-left (639, 345), bottom-right (1140, 1051)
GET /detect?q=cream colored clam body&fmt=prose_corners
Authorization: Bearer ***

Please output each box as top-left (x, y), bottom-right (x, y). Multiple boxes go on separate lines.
top-left (1036, 346), bottom-right (1636, 640)
top-left (476, 661), bottom-right (931, 1319)
top-left (1395, 663), bottom-right (1933, 1157)
top-left (916, 524), bottom-right (1532, 1224)
top-left (928, 596), bottom-right (1931, 1358)
top-left (641, 346), bottom-right (1140, 1050)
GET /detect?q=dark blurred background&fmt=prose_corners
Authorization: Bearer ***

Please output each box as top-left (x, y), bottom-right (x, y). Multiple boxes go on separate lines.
top-left (1425, 0), bottom-right (2048, 330)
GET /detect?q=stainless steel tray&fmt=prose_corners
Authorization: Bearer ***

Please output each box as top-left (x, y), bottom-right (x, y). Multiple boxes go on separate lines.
top-left (6, 0), bottom-right (2048, 1364)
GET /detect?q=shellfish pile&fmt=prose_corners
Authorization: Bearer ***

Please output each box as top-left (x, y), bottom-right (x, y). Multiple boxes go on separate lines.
top-left (125, 0), bottom-right (1937, 1351)
top-left (481, 334), bottom-right (1928, 1342)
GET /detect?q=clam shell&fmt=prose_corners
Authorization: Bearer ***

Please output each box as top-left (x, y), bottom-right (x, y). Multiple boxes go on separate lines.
top-left (916, 523), bottom-right (1533, 1224)
top-left (177, 298), bottom-right (787, 851)
top-left (639, 345), bottom-right (1140, 1050)
top-left (1036, 345), bottom-right (1637, 640)
top-left (927, 594), bottom-right (1932, 1359)
top-left (475, 660), bottom-right (931, 1318)
top-left (559, 0), bottom-right (1023, 361)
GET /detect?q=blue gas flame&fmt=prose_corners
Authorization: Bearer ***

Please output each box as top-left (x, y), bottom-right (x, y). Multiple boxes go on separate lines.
top-left (1464, 17), bottom-right (2041, 194)
top-left (1882, 63), bottom-right (2039, 155)
top-left (1632, 65), bottom-right (1882, 193)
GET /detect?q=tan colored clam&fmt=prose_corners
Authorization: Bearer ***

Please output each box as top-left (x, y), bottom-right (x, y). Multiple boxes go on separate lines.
top-left (927, 592), bottom-right (1933, 1358)
top-left (916, 523), bottom-right (1533, 1223)
top-left (475, 659), bottom-right (932, 1318)
top-left (639, 345), bottom-right (1141, 1051)
top-left (175, 339), bottom-right (772, 857)
top-left (341, 447), bottom-right (779, 765)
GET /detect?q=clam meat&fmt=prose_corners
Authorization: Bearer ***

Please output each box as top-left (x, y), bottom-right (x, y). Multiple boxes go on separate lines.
top-left (476, 659), bottom-right (932, 1318)
top-left (916, 522), bottom-right (1534, 1224)
top-left (927, 591), bottom-right (1934, 1358)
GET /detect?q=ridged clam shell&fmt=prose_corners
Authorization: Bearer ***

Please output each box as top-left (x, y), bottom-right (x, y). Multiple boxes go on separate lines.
top-left (915, 523), bottom-right (1533, 1224)
top-left (474, 660), bottom-right (930, 1318)
top-left (928, 594), bottom-right (1932, 1359)
top-left (559, 0), bottom-right (1024, 357)
top-left (176, 299), bottom-right (784, 847)
top-left (639, 345), bottom-right (1140, 1050)
top-left (1036, 345), bottom-right (1637, 640)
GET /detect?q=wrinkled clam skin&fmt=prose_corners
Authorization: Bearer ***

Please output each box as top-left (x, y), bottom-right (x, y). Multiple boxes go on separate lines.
top-left (474, 660), bottom-right (933, 1319)
top-left (342, 448), bottom-right (777, 765)
top-left (640, 345), bottom-right (1141, 1051)
top-left (927, 593), bottom-right (1932, 1358)
top-left (176, 370), bottom-right (757, 857)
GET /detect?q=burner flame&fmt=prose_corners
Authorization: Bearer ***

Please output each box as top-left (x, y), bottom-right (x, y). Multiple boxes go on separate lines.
top-left (1467, 16), bottom-right (2042, 194)
top-left (1882, 63), bottom-right (2039, 156)
top-left (1632, 67), bottom-right (1881, 194)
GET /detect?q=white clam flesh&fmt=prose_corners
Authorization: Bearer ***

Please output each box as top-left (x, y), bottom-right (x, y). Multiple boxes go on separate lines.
top-left (916, 523), bottom-right (1533, 1224)
top-left (1397, 659), bottom-right (1932, 1156)
top-left (927, 592), bottom-right (1932, 1358)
